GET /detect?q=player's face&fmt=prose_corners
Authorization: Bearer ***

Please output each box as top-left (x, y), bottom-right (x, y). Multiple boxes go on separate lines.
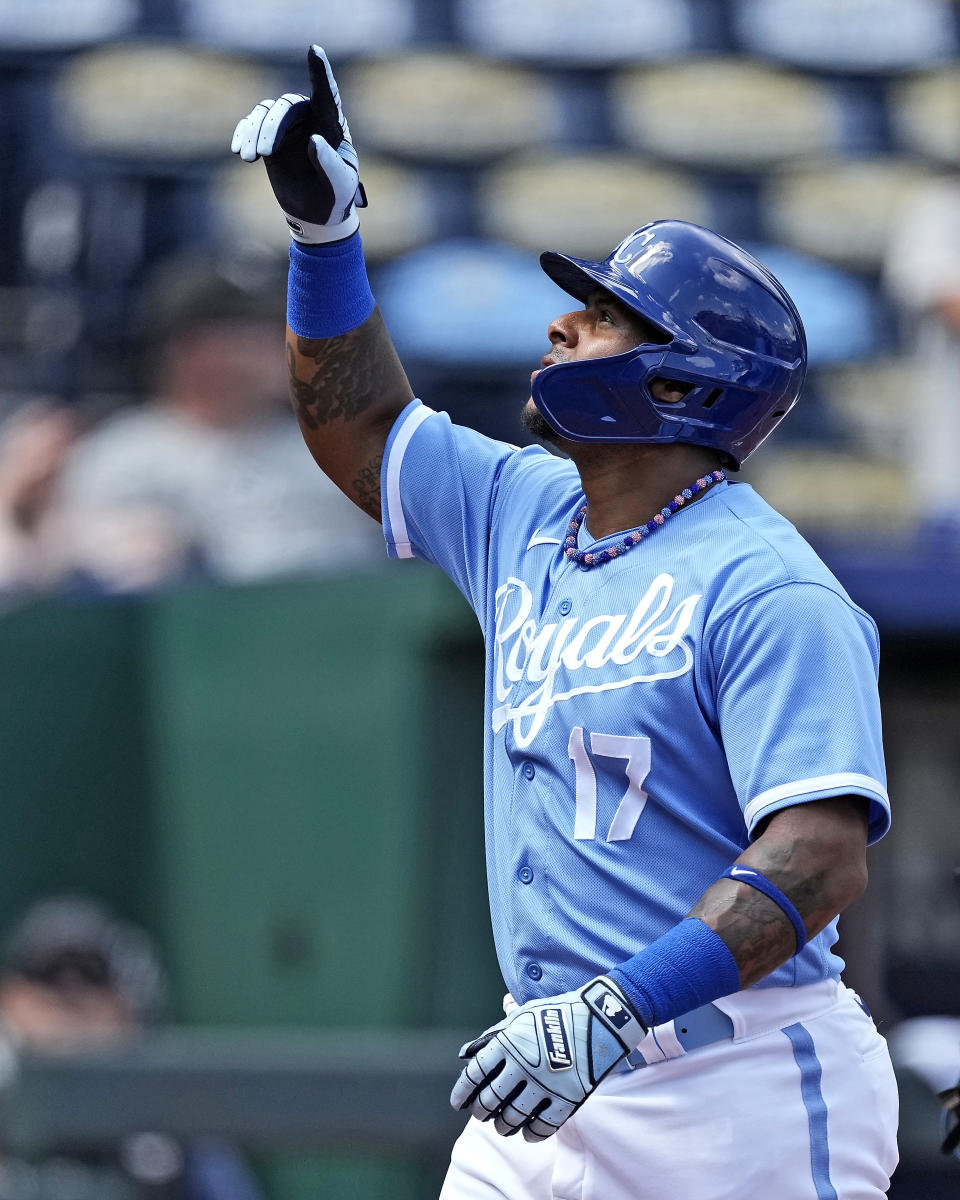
top-left (523, 290), bottom-right (665, 442)
top-left (543, 290), bottom-right (662, 366)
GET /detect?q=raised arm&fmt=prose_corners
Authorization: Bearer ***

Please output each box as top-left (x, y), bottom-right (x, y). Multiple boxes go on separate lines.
top-left (233, 45), bottom-right (413, 520)
top-left (286, 313), bottom-right (412, 519)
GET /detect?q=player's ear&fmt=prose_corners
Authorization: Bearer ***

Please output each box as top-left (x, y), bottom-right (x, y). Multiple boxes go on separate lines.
top-left (650, 379), bottom-right (693, 405)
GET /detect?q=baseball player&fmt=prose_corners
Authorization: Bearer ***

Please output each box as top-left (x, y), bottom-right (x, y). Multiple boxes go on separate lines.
top-left (233, 47), bottom-right (899, 1199)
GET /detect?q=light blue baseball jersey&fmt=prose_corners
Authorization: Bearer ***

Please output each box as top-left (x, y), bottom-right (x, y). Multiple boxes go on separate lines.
top-left (381, 400), bottom-right (890, 1007)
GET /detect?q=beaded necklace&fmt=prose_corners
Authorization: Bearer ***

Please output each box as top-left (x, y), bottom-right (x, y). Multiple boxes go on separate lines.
top-left (564, 469), bottom-right (726, 569)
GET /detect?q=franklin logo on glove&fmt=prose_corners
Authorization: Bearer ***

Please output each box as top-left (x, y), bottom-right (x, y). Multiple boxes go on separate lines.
top-left (541, 1009), bottom-right (573, 1071)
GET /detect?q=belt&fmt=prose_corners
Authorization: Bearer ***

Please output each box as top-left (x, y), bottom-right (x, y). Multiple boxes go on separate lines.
top-left (618, 1001), bottom-right (735, 1072)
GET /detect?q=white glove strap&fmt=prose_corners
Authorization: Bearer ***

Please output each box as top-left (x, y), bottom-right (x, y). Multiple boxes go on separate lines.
top-left (581, 976), bottom-right (648, 1052)
top-left (285, 208), bottom-right (361, 244)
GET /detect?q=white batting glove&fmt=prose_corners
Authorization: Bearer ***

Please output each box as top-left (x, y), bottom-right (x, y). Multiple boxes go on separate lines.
top-left (450, 975), bottom-right (647, 1141)
top-left (230, 45), bottom-right (367, 244)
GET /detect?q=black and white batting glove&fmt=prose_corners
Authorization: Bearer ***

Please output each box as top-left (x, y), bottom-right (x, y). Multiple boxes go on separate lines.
top-left (450, 975), bottom-right (647, 1142)
top-left (230, 44), bottom-right (367, 244)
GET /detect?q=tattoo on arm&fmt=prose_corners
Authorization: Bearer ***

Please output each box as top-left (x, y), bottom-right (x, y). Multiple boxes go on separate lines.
top-left (287, 308), bottom-right (408, 431)
top-left (351, 452), bottom-right (383, 521)
top-left (688, 797), bottom-right (868, 989)
top-left (688, 881), bottom-right (800, 990)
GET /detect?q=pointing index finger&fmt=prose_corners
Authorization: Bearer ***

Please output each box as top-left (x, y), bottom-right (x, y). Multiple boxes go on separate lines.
top-left (307, 44), bottom-right (345, 150)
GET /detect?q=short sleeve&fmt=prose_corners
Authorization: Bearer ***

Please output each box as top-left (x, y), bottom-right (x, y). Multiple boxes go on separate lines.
top-left (380, 399), bottom-right (516, 614)
top-left (710, 582), bottom-right (890, 844)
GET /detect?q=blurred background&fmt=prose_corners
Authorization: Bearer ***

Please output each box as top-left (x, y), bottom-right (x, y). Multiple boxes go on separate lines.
top-left (0, 0), bottom-right (959, 1196)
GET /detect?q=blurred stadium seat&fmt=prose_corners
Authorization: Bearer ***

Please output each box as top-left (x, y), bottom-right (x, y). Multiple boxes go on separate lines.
top-left (212, 156), bottom-right (434, 262)
top-left (342, 54), bottom-right (558, 160)
top-left (479, 152), bottom-right (710, 258)
top-left (0, 2), bottom-right (954, 520)
top-left (372, 238), bottom-right (571, 366)
top-left (818, 358), bottom-right (914, 461)
top-left (746, 447), bottom-right (913, 532)
top-left (890, 67), bottom-right (960, 164)
top-left (748, 244), bottom-right (880, 363)
top-left (55, 43), bottom-right (276, 160)
top-left (733, 0), bottom-right (957, 73)
top-left (180, 0), bottom-right (416, 58)
top-left (762, 157), bottom-right (941, 271)
top-left (455, 0), bottom-right (696, 66)
top-left (611, 60), bottom-right (839, 169)
top-left (0, 0), bottom-right (137, 51)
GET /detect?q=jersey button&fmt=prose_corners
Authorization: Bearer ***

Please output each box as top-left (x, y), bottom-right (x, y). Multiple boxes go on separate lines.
top-left (526, 962), bottom-right (542, 981)
top-left (558, 598), bottom-right (572, 615)
top-left (521, 761), bottom-right (536, 780)
top-left (518, 866), bottom-right (534, 884)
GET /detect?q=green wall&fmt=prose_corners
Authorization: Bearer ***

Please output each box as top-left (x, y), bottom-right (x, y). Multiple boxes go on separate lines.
top-left (0, 599), bottom-right (154, 927)
top-left (0, 564), bottom-right (501, 1196)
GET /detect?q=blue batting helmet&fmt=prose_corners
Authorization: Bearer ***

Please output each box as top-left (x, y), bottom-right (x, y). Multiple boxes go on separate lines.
top-left (533, 220), bottom-right (807, 467)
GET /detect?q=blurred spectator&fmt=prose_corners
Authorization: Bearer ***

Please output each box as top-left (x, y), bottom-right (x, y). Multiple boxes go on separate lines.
top-left (888, 1015), bottom-right (960, 1103)
top-left (50, 258), bottom-right (383, 593)
top-left (0, 895), bottom-right (168, 1042)
top-left (884, 177), bottom-right (960, 544)
top-left (0, 895), bottom-right (263, 1200)
top-left (0, 402), bottom-right (76, 598)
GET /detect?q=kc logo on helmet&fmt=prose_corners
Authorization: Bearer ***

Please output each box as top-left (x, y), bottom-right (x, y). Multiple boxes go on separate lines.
top-left (541, 1008), bottom-right (573, 1071)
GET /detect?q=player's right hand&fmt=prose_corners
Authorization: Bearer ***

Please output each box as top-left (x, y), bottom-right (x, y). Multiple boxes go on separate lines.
top-left (450, 975), bottom-right (647, 1141)
top-left (230, 44), bottom-right (367, 244)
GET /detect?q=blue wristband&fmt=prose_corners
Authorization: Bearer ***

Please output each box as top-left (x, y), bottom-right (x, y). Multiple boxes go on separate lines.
top-left (608, 918), bottom-right (740, 1029)
top-left (287, 234), bottom-right (376, 339)
top-left (720, 865), bottom-right (808, 953)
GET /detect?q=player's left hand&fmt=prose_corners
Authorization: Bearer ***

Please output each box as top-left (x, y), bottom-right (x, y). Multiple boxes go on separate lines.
top-left (450, 975), bottom-right (647, 1141)
top-left (230, 44), bottom-right (367, 244)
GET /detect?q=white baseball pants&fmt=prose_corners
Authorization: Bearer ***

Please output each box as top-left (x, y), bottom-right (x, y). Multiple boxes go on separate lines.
top-left (440, 981), bottom-right (898, 1200)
